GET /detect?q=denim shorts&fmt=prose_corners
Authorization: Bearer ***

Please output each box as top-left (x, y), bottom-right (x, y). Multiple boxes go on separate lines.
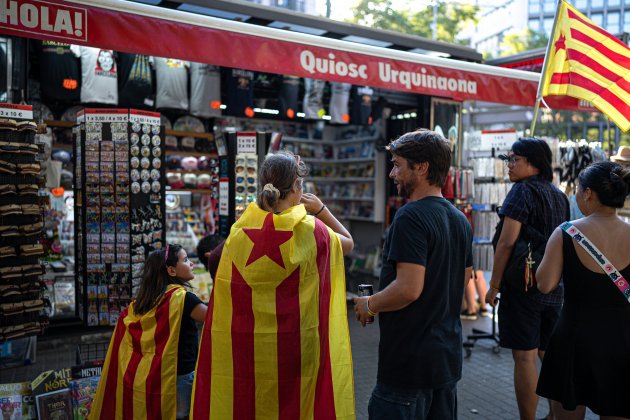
top-left (368, 381), bottom-right (457, 420)
top-left (176, 371), bottom-right (195, 419)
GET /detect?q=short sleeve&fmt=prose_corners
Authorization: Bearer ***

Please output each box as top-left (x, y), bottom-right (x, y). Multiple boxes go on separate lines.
top-left (499, 183), bottom-right (531, 224)
top-left (386, 210), bottom-right (427, 267)
top-left (70, 45), bottom-right (81, 58)
top-left (184, 291), bottom-right (203, 315)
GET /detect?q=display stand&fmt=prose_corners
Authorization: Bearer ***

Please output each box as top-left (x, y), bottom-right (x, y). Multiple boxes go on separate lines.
top-left (73, 109), bottom-right (165, 326)
top-left (0, 103), bottom-right (49, 343)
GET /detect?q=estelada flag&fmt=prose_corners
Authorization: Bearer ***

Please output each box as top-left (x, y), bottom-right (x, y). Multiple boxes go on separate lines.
top-left (191, 203), bottom-right (355, 419)
top-left (89, 285), bottom-right (186, 419)
top-left (540, 0), bottom-right (630, 131)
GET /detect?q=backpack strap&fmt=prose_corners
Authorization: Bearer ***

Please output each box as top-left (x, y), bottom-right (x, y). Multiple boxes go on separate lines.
top-left (560, 221), bottom-right (630, 302)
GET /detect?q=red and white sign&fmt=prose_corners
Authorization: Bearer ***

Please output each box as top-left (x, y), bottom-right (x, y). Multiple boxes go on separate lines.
top-left (0, 0), bottom-right (87, 42)
top-left (84, 108), bottom-right (128, 123)
top-left (0, 103), bottom-right (33, 120)
top-left (0, 0), bottom-right (590, 111)
top-left (236, 132), bottom-right (257, 154)
top-left (129, 109), bottom-right (160, 125)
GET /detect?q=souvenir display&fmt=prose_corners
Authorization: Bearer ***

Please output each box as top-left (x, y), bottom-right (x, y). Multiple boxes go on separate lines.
top-left (0, 107), bottom-right (49, 343)
top-left (73, 109), bottom-right (164, 326)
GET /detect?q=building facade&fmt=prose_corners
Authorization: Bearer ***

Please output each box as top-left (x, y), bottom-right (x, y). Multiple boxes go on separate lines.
top-left (528, 0), bottom-right (630, 35)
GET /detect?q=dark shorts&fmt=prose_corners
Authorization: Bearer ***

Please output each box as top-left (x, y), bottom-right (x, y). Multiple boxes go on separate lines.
top-left (498, 290), bottom-right (561, 351)
top-left (368, 381), bottom-right (457, 420)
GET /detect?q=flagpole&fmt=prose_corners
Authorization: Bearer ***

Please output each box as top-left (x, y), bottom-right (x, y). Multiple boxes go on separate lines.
top-left (531, 0), bottom-right (565, 136)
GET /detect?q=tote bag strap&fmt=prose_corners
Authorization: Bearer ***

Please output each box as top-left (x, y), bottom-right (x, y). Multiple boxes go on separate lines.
top-left (561, 221), bottom-right (630, 303)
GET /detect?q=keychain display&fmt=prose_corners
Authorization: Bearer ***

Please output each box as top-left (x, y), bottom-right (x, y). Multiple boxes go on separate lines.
top-left (74, 110), bottom-right (164, 326)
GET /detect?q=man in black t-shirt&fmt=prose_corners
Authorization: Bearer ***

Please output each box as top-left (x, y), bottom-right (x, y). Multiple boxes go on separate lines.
top-left (354, 129), bottom-right (473, 420)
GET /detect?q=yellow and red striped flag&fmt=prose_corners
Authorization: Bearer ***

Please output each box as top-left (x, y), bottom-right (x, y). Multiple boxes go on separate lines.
top-left (89, 285), bottom-right (186, 419)
top-left (191, 203), bottom-right (355, 420)
top-left (540, 0), bottom-right (630, 131)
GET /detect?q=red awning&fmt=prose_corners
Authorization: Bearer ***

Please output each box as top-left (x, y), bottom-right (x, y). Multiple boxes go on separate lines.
top-left (0, 0), bottom-right (596, 111)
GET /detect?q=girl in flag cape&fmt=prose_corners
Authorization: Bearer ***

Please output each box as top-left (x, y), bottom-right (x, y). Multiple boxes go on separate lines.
top-left (90, 243), bottom-right (207, 420)
top-left (191, 151), bottom-right (356, 419)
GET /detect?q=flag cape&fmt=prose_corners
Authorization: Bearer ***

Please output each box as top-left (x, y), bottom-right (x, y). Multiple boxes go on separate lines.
top-left (540, 0), bottom-right (630, 131)
top-left (89, 285), bottom-right (186, 419)
top-left (191, 203), bottom-right (355, 420)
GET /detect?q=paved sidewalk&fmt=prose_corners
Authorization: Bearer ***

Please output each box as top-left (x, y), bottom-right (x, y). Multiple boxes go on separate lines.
top-left (3, 305), bottom-right (596, 420)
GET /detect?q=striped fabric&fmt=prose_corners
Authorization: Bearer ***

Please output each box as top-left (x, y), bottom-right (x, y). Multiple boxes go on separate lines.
top-left (191, 203), bottom-right (355, 420)
top-left (89, 285), bottom-right (187, 419)
top-left (540, 0), bottom-right (630, 131)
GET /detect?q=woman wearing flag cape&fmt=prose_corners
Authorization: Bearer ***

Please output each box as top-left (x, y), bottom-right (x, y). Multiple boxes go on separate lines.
top-left (90, 244), bottom-right (208, 419)
top-left (191, 151), bottom-right (356, 419)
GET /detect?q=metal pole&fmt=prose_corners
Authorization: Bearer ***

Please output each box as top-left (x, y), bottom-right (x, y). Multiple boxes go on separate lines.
top-left (530, 99), bottom-right (541, 136)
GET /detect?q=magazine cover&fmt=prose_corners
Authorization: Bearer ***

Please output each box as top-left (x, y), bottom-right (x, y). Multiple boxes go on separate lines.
top-left (69, 376), bottom-right (100, 420)
top-left (0, 382), bottom-right (36, 420)
top-left (35, 389), bottom-right (73, 420)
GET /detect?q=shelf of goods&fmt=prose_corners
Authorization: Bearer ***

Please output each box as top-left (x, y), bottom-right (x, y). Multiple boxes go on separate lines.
top-left (281, 127), bottom-right (385, 223)
top-left (0, 117), bottom-right (48, 341)
top-left (470, 156), bottom-right (513, 272)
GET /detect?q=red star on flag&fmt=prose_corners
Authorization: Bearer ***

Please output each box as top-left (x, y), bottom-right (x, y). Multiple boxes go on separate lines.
top-left (555, 33), bottom-right (566, 53)
top-left (243, 213), bottom-right (293, 268)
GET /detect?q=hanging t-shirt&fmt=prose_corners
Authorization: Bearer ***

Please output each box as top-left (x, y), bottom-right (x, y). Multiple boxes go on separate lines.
top-left (351, 85), bottom-right (374, 125)
top-left (70, 45), bottom-right (118, 105)
top-left (279, 76), bottom-right (300, 119)
top-left (329, 82), bottom-right (351, 124)
top-left (190, 63), bottom-right (221, 118)
top-left (303, 78), bottom-right (326, 119)
top-left (117, 53), bottom-right (153, 108)
top-left (152, 57), bottom-right (189, 110)
top-left (39, 41), bottom-right (80, 102)
top-left (225, 68), bottom-right (254, 118)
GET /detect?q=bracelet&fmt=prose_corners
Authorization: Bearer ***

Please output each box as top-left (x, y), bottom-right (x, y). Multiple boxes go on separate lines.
top-left (490, 282), bottom-right (501, 291)
top-left (366, 297), bottom-right (377, 316)
top-left (313, 204), bottom-right (326, 217)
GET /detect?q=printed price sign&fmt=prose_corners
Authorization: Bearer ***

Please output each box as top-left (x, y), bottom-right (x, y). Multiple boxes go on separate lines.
top-left (481, 129), bottom-right (517, 151)
top-left (236, 133), bottom-right (257, 154)
top-left (85, 108), bottom-right (129, 123)
top-left (219, 180), bottom-right (229, 216)
top-left (129, 109), bottom-right (160, 125)
top-left (0, 103), bottom-right (33, 120)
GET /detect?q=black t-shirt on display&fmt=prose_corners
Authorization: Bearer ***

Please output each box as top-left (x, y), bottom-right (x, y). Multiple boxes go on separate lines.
top-left (225, 68), bottom-right (254, 117)
top-left (378, 197), bottom-right (473, 389)
top-left (178, 291), bottom-right (203, 375)
top-left (351, 86), bottom-right (373, 125)
top-left (39, 41), bottom-right (80, 102)
top-left (279, 76), bottom-right (300, 119)
top-left (117, 53), bottom-right (153, 108)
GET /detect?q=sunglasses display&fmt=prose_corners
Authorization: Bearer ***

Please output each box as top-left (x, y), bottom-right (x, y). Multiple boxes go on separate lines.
top-left (234, 153), bottom-right (258, 220)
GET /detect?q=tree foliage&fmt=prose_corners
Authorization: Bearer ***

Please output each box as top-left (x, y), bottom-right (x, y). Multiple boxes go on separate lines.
top-left (348, 0), bottom-right (479, 45)
top-left (499, 28), bottom-right (549, 57)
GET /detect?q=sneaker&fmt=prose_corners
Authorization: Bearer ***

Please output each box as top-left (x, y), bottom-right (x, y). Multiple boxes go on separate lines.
top-left (479, 307), bottom-right (491, 317)
top-left (460, 311), bottom-right (478, 320)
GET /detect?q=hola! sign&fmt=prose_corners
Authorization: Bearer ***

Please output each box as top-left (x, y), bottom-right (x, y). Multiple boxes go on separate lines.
top-left (0, 0), bottom-right (87, 42)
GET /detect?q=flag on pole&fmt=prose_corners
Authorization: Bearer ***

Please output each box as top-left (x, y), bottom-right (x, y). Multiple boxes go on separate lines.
top-left (191, 203), bottom-right (355, 420)
top-left (539, 0), bottom-right (630, 131)
top-left (89, 285), bottom-right (186, 419)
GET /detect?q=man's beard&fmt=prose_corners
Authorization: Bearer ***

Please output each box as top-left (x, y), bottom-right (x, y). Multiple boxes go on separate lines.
top-left (398, 179), bottom-right (414, 199)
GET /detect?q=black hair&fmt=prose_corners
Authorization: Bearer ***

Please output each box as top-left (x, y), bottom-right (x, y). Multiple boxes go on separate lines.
top-left (257, 150), bottom-right (309, 212)
top-left (578, 161), bottom-right (630, 208)
top-left (386, 129), bottom-right (451, 187)
top-left (196, 234), bottom-right (226, 271)
top-left (134, 244), bottom-right (190, 314)
top-left (511, 137), bottom-right (553, 182)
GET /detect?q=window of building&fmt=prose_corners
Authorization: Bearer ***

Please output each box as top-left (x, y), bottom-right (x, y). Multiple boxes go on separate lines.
top-left (543, 0), bottom-right (556, 13)
top-left (590, 12), bottom-right (604, 26)
top-left (575, 0), bottom-right (588, 9)
top-left (607, 12), bottom-right (621, 33)
top-left (543, 17), bottom-right (554, 33)
top-left (591, 0), bottom-right (604, 8)
top-left (624, 11), bottom-right (630, 32)
top-left (529, 0), bottom-right (541, 14)
top-left (607, 0), bottom-right (621, 6)
top-left (529, 18), bottom-right (540, 31)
